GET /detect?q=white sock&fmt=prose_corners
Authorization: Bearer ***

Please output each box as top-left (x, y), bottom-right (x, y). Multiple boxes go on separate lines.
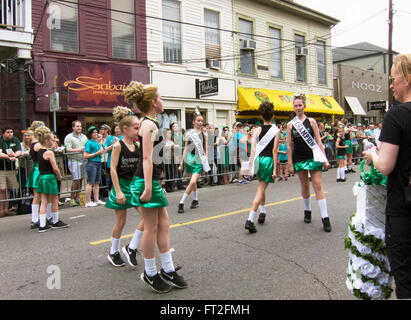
top-left (259, 205), bottom-right (266, 214)
top-left (317, 199), bottom-right (329, 219)
top-left (348, 165), bottom-right (352, 170)
top-left (248, 210), bottom-right (256, 222)
top-left (39, 214), bottom-right (46, 228)
top-left (144, 257), bottom-right (157, 277)
top-left (192, 191), bottom-right (198, 201)
top-left (160, 250), bottom-right (175, 274)
top-left (31, 204), bottom-right (39, 223)
top-left (337, 168), bottom-right (341, 179)
top-left (180, 193), bottom-right (188, 204)
top-left (110, 237), bottom-right (120, 255)
top-left (46, 203), bottom-right (52, 220)
top-left (129, 229), bottom-right (143, 250)
top-left (341, 168), bottom-right (346, 179)
top-left (303, 197), bottom-right (311, 211)
top-left (52, 212), bottom-right (59, 224)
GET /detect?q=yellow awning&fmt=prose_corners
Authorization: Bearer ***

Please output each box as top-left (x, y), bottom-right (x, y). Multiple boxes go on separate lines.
top-left (238, 87), bottom-right (345, 115)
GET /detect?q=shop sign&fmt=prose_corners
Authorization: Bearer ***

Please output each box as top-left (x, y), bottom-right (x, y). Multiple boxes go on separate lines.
top-left (196, 78), bottom-right (218, 99)
top-left (367, 100), bottom-right (387, 111)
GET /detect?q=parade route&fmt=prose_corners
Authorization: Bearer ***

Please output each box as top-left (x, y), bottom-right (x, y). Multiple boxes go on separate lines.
top-left (0, 165), bottom-right (394, 300)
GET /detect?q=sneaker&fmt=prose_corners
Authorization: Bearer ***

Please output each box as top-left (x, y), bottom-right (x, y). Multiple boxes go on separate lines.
top-left (160, 268), bottom-right (188, 289)
top-left (107, 251), bottom-right (125, 267)
top-left (304, 210), bottom-right (312, 223)
top-left (85, 202), bottom-right (97, 208)
top-left (178, 203), bottom-right (184, 214)
top-left (341, 178), bottom-right (346, 182)
top-left (58, 201), bottom-right (64, 207)
top-left (95, 200), bottom-right (106, 205)
top-left (190, 200), bottom-right (199, 209)
top-left (245, 220), bottom-right (257, 233)
top-left (322, 217), bottom-right (332, 232)
top-left (284, 177), bottom-right (288, 181)
top-left (350, 169), bottom-right (356, 173)
top-left (31, 221), bottom-right (39, 230)
top-left (140, 271), bottom-right (172, 293)
top-left (38, 224), bottom-right (52, 233)
top-left (278, 176), bottom-right (283, 181)
top-left (52, 220), bottom-right (69, 229)
top-left (336, 178), bottom-right (341, 182)
top-left (70, 200), bottom-right (79, 207)
top-left (258, 212), bottom-right (266, 224)
top-left (122, 245), bottom-right (138, 267)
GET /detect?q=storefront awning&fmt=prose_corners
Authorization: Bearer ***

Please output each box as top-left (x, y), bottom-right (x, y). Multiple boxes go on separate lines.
top-left (238, 87), bottom-right (345, 115)
top-left (344, 96), bottom-right (367, 115)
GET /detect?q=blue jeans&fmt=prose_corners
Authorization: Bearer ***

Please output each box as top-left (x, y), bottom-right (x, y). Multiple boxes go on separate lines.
top-left (86, 161), bottom-right (101, 185)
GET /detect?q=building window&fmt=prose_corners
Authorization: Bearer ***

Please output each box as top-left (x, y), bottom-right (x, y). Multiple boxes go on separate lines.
top-left (163, 0), bottom-right (182, 64)
top-left (295, 34), bottom-right (306, 82)
top-left (269, 27), bottom-right (282, 79)
top-left (204, 9), bottom-right (221, 68)
top-left (317, 40), bottom-right (326, 85)
top-left (239, 18), bottom-right (255, 75)
top-left (111, 0), bottom-right (136, 59)
top-left (50, 0), bottom-right (79, 53)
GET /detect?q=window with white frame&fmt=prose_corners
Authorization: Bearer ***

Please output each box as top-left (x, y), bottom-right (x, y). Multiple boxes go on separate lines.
top-left (50, 0), bottom-right (79, 52)
top-left (111, 0), bottom-right (136, 59)
top-left (239, 18), bottom-right (255, 75)
top-left (162, 0), bottom-right (182, 64)
top-left (269, 27), bottom-right (282, 78)
top-left (295, 34), bottom-right (306, 82)
top-left (204, 9), bottom-right (221, 68)
top-left (317, 40), bottom-right (326, 85)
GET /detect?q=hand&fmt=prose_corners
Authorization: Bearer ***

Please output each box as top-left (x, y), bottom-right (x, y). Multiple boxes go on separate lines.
top-left (57, 174), bottom-right (62, 181)
top-left (272, 172), bottom-right (277, 180)
top-left (97, 148), bottom-right (104, 155)
top-left (116, 191), bottom-right (126, 204)
top-left (9, 157), bottom-right (16, 162)
top-left (140, 188), bottom-right (152, 203)
top-left (288, 164), bottom-right (294, 176)
top-left (178, 164), bottom-right (183, 172)
top-left (78, 147), bottom-right (85, 152)
top-left (363, 149), bottom-right (374, 165)
top-left (323, 161), bottom-right (330, 169)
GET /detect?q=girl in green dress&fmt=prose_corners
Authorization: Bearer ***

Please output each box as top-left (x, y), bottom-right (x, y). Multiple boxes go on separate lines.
top-left (35, 127), bottom-right (69, 233)
top-left (245, 102), bottom-right (280, 233)
top-left (286, 94), bottom-right (332, 232)
top-left (123, 81), bottom-right (187, 293)
top-left (105, 106), bottom-right (144, 268)
top-left (177, 112), bottom-right (208, 214)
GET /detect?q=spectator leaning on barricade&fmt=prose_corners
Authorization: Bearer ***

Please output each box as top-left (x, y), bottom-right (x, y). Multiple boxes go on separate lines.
top-left (64, 120), bottom-right (88, 207)
top-left (84, 126), bottom-right (105, 207)
top-left (0, 127), bottom-right (22, 217)
top-left (170, 122), bottom-right (184, 190)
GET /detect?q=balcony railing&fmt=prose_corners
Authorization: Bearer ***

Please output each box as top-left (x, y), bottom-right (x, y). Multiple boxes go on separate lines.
top-left (0, 0), bottom-right (32, 32)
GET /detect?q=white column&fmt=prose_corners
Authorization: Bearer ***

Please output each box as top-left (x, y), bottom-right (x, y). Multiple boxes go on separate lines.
top-left (24, 0), bottom-right (33, 33)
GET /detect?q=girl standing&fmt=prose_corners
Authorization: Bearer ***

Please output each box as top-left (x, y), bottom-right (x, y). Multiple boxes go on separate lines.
top-left (35, 127), bottom-right (69, 233)
top-left (105, 106), bottom-right (144, 268)
top-left (26, 121), bottom-right (45, 229)
top-left (335, 126), bottom-right (348, 182)
top-left (84, 127), bottom-right (105, 207)
top-left (286, 94), bottom-right (332, 232)
top-left (178, 112), bottom-right (208, 214)
top-left (245, 102), bottom-right (280, 233)
top-left (123, 81), bottom-right (187, 293)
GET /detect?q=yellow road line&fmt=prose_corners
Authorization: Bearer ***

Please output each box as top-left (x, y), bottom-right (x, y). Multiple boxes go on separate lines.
top-left (90, 193), bottom-right (322, 246)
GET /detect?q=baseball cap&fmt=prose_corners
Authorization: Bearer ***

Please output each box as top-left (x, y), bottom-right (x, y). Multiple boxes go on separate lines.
top-left (357, 123), bottom-right (362, 127)
top-left (100, 124), bottom-right (110, 130)
top-left (87, 126), bottom-right (98, 134)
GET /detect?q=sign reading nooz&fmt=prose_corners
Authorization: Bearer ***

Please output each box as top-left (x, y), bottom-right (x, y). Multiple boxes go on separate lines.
top-left (196, 78), bottom-right (218, 99)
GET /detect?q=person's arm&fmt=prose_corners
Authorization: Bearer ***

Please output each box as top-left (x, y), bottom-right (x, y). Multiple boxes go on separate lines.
top-left (248, 127), bottom-right (260, 173)
top-left (179, 133), bottom-right (190, 172)
top-left (364, 142), bottom-right (399, 176)
top-left (310, 118), bottom-right (330, 168)
top-left (110, 142), bottom-right (126, 204)
top-left (83, 142), bottom-right (103, 160)
top-left (139, 121), bottom-right (156, 202)
top-left (272, 132), bottom-right (280, 179)
top-left (45, 150), bottom-right (62, 181)
top-left (286, 122), bottom-right (293, 175)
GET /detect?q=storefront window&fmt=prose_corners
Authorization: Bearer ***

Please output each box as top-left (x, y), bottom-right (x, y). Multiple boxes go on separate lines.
top-left (50, 0), bottom-right (79, 53)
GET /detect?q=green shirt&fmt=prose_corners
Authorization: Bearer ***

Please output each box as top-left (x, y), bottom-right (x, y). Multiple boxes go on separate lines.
top-left (0, 136), bottom-right (21, 170)
top-left (85, 140), bottom-right (102, 162)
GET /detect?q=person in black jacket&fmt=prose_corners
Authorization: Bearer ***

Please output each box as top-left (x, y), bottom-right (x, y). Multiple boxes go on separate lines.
top-left (364, 53), bottom-right (411, 299)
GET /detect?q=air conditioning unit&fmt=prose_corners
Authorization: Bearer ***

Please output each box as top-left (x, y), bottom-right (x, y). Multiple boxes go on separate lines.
top-left (206, 58), bottom-right (221, 70)
top-left (240, 39), bottom-right (257, 50)
top-left (296, 47), bottom-right (309, 56)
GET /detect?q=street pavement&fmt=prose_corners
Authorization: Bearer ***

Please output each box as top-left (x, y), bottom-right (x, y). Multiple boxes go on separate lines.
top-left (0, 164), bottom-right (394, 300)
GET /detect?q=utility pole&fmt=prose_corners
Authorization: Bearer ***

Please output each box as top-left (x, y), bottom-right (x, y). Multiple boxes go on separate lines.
top-left (388, 0), bottom-right (393, 108)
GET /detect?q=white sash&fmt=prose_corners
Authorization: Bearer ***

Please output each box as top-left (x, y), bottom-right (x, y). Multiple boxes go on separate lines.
top-left (189, 129), bottom-right (211, 172)
top-left (291, 117), bottom-right (328, 163)
top-left (251, 125), bottom-right (279, 175)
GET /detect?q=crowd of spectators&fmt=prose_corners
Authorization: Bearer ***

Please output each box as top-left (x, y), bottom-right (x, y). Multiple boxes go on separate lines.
top-left (0, 117), bottom-right (382, 215)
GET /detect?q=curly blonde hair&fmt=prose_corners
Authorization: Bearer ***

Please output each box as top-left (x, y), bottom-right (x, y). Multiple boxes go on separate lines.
top-left (35, 126), bottom-right (52, 145)
top-left (393, 54), bottom-right (411, 84)
top-left (123, 81), bottom-right (158, 114)
top-left (113, 106), bottom-right (137, 133)
top-left (28, 121), bottom-right (45, 139)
